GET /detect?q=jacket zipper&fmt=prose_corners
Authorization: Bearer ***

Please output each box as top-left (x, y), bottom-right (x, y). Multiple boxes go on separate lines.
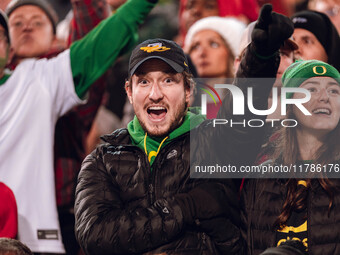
top-left (131, 146), bottom-right (155, 205)
top-left (148, 135), bottom-right (187, 204)
top-left (201, 232), bottom-right (206, 245)
top-left (148, 183), bottom-right (154, 204)
top-left (132, 136), bottom-right (187, 205)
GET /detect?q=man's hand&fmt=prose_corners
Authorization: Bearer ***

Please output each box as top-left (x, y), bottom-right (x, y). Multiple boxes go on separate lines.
top-left (198, 217), bottom-right (240, 243)
top-left (174, 183), bottom-right (230, 224)
top-left (252, 4), bottom-right (294, 57)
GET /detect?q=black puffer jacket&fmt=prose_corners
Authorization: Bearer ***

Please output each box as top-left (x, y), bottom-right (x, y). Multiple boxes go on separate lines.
top-left (74, 44), bottom-right (279, 255)
top-left (241, 178), bottom-right (340, 255)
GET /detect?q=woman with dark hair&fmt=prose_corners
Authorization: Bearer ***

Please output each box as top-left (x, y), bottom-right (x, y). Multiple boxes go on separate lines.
top-left (241, 60), bottom-right (340, 255)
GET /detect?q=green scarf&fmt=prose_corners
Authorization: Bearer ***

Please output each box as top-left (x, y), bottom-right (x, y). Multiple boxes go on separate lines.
top-left (127, 110), bottom-right (205, 167)
top-left (0, 73), bottom-right (10, 86)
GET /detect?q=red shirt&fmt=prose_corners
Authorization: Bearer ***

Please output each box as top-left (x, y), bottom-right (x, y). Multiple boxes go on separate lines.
top-left (0, 182), bottom-right (18, 238)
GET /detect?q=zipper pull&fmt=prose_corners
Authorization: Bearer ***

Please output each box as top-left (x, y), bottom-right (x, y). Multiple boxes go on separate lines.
top-left (201, 232), bottom-right (206, 245)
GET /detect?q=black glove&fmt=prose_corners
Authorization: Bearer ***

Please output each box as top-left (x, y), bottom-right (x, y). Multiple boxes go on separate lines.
top-left (252, 4), bottom-right (294, 57)
top-left (198, 217), bottom-right (240, 243)
top-left (174, 182), bottom-right (229, 224)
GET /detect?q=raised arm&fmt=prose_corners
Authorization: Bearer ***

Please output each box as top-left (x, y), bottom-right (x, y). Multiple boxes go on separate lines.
top-left (70, 0), bottom-right (157, 98)
top-left (213, 4), bottom-right (294, 168)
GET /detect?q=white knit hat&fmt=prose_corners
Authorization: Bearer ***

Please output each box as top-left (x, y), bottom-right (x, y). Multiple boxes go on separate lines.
top-left (184, 16), bottom-right (246, 58)
top-left (237, 21), bottom-right (256, 58)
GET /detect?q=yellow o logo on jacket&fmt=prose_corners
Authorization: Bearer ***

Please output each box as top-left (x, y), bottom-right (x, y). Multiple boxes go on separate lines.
top-left (148, 151), bottom-right (158, 162)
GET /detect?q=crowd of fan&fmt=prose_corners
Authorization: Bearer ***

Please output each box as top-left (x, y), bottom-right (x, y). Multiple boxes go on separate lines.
top-left (0, 0), bottom-right (339, 254)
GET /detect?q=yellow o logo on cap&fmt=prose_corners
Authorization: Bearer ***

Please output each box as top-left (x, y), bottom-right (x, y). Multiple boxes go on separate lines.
top-left (313, 65), bottom-right (327, 75)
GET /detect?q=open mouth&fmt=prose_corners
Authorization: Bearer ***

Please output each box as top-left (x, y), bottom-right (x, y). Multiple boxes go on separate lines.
top-left (147, 106), bottom-right (167, 120)
top-left (312, 108), bottom-right (331, 115)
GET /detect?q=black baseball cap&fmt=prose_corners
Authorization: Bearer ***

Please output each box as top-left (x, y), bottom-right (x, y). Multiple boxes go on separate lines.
top-left (6, 0), bottom-right (58, 34)
top-left (128, 38), bottom-right (190, 77)
top-left (0, 10), bottom-right (9, 43)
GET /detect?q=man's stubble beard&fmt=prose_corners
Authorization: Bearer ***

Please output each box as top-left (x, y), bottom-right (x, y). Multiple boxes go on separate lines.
top-left (136, 100), bottom-right (189, 138)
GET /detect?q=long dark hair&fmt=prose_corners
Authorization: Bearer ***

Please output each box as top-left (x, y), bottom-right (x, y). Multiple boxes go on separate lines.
top-left (272, 105), bottom-right (340, 230)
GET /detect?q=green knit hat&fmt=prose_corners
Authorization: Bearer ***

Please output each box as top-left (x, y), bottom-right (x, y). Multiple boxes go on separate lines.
top-left (282, 60), bottom-right (340, 98)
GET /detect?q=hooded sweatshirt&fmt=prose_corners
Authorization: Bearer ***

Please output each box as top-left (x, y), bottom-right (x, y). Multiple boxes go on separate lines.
top-left (127, 110), bottom-right (205, 167)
